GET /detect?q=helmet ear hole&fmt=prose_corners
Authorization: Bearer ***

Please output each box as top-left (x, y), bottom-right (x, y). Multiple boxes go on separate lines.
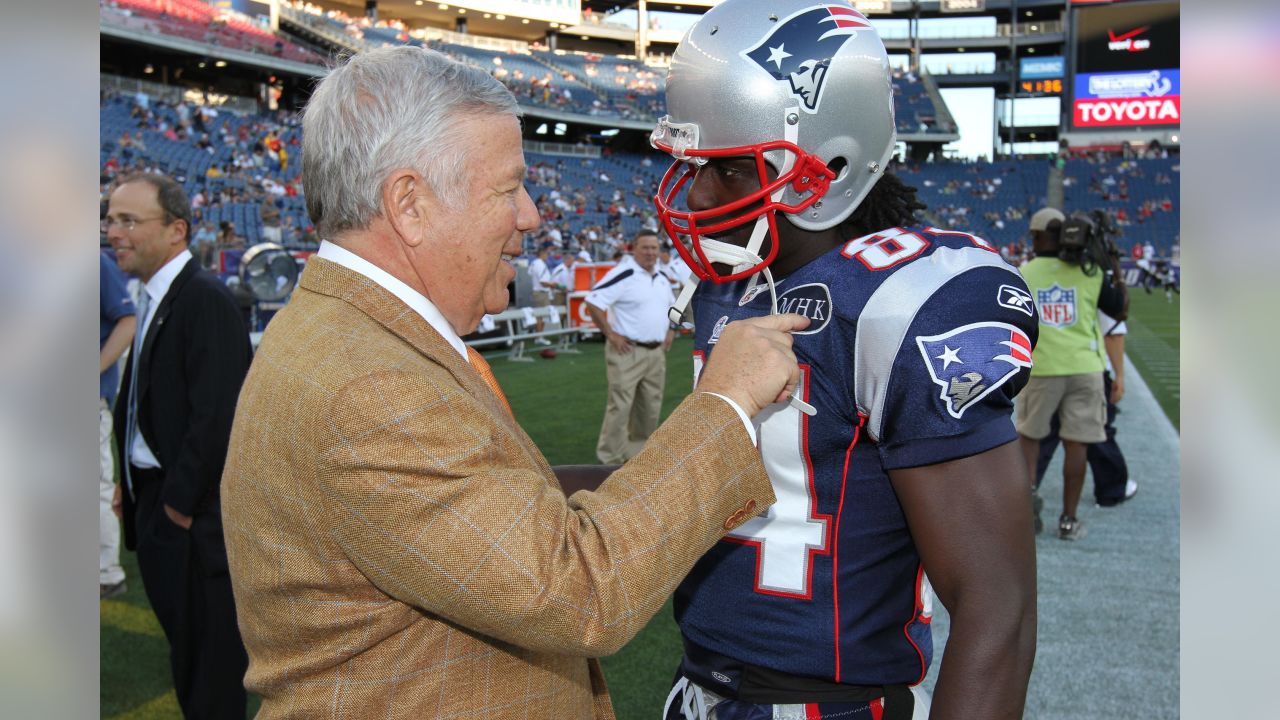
top-left (827, 156), bottom-right (849, 182)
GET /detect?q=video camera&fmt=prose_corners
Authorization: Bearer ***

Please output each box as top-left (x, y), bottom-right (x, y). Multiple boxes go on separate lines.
top-left (1059, 209), bottom-right (1122, 277)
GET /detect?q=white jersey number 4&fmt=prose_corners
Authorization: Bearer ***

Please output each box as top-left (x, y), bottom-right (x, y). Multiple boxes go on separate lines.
top-left (695, 356), bottom-right (830, 598)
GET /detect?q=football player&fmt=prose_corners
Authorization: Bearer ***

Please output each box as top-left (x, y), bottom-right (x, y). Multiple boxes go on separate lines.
top-left (651, 1), bottom-right (1039, 718)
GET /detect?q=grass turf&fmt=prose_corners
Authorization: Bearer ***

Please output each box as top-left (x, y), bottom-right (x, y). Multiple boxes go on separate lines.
top-left (1120, 291), bottom-right (1180, 429)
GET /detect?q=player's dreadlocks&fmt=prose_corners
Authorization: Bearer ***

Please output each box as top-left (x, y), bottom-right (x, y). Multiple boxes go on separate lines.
top-left (841, 171), bottom-right (928, 238)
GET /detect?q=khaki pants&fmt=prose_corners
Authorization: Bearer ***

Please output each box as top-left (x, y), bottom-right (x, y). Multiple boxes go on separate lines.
top-left (597, 344), bottom-right (666, 464)
top-left (1016, 373), bottom-right (1107, 443)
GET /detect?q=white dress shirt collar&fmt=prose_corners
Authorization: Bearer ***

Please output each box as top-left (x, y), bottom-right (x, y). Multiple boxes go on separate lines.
top-left (317, 240), bottom-right (468, 360)
top-left (143, 249), bottom-right (193, 307)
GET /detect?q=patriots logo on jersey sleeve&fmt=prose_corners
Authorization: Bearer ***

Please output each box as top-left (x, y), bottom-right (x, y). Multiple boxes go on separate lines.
top-left (742, 4), bottom-right (871, 112)
top-left (917, 322), bottom-right (1033, 418)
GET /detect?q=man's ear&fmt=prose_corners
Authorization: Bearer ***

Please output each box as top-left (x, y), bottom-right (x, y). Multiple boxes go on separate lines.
top-left (168, 219), bottom-right (190, 248)
top-left (382, 169), bottom-right (432, 248)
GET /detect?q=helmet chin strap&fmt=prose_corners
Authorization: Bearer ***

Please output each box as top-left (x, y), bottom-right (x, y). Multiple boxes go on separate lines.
top-left (668, 222), bottom-right (814, 417)
top-left (668, 107), bottom-right (815, 416)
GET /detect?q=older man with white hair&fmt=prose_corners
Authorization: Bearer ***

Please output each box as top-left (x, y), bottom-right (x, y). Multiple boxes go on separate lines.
top-left (221, 45), bottom-right (808, 719)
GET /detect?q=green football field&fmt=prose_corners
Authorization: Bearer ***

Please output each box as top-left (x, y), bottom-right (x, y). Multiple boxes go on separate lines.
top-left (101, 294), bottom-right (1179, 717)
top-left (1121, 291), bottom-right (1180, 429)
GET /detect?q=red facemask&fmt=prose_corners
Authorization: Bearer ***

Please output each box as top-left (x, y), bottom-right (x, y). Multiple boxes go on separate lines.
top-left (652, 139), bottom-right (835, 283)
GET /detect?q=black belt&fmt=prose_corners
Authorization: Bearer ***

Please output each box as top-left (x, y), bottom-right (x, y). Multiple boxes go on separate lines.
top-left (680, 638), bottom-right (914, 715)
top-left (628, 338), bottom-right (662, 349)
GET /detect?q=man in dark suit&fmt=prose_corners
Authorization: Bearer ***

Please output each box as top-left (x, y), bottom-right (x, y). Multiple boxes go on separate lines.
top-left (106, 172), bottom-right (251, 719)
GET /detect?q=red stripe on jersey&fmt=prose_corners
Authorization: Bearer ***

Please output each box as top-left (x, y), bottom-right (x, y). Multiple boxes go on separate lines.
top-left (1010, 331), bottom-right (1032, 363)
top-left (832, 413), bottom-right (865, 683)
top-left (901, 564), bottom-right (930, 685)
top-left (870, 697), bottom-right (885, 720)
top-left (805, 703), bottom-right (823, 720)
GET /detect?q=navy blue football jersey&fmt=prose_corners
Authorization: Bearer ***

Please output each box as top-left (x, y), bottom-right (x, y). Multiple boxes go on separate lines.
top-left (678, 226), bottom-right (1038, 689)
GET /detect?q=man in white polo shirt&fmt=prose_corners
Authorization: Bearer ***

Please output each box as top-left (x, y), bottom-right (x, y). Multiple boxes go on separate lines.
top-left (585, 232), bottom-right (676, 464)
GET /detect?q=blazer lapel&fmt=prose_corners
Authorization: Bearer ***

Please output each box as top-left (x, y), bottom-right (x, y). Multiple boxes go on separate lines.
top-left (136, 258), bottom-right (199, 405)
top-left (297, 258), bottom-right (531, 443)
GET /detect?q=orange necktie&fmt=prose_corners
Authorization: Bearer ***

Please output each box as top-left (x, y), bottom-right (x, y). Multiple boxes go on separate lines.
top-left (466, 346), bottom-right (513, 417)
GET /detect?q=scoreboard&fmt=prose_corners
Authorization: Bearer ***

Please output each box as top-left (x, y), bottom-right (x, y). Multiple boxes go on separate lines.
top-left (1020, 78), bottom-right (1064, 95)
top-left (1071, 0), bottom-right (1180, 129)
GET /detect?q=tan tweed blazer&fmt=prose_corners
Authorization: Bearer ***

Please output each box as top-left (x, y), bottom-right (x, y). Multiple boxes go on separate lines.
top-left (222, 257), bottom-right (775, 719)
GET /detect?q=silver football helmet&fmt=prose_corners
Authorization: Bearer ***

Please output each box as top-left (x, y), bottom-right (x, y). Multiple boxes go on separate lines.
top-left (651, 0), bottom-right (896, 284)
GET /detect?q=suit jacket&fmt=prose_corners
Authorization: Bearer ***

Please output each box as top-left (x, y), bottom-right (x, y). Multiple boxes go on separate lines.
top-left (115, 256), bottom-right (253, 551)
top-left (221, 257), bottom-right (775, 719)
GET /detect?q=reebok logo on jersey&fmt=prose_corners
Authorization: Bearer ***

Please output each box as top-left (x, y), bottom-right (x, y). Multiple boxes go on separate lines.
top-left (997, 284), bottom-right (1035, 317)
top-left (776, 283), bottom-right (833, 335)
top-left (917, 322), bottom-right (1033, 418)
top-left (1036, 284), bottom-right (1077, 327)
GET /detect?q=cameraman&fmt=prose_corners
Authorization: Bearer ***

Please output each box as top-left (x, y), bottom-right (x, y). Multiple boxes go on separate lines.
top-left (1017, 208), bottom-right (1128, 540)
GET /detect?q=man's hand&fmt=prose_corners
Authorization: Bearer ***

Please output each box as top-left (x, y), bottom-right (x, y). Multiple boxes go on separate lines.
top-left (1110, 375), bottom-right (1125, 404)
top-left (606, 331), bottom-right (633, 355)
top-left (662, 328), bottom-right (675, 352)
top-left (698, 314), bottom-right (809, 417)
top-left (112, 484), bottom-right (123, 520)
top-left (164, 504), bottom-right (193, 530)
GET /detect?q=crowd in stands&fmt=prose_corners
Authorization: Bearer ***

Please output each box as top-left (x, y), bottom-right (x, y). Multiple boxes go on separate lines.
top-left (524, 152), bottom-right (666, 262)
top-left (100, 90), bottom-right (315, 270)
top-left (1063, 152), bottom-right (1180, 254)
top-left (891, 152), bottom-right (1179, 255)
top-left (100, 84), bottom-right (1179, 292)
top-left (107, 0), bottom-right (954, 131)
top-left (100, 0), bottom-right (324, 65)
top-left (281, 0), bottom-right (420, 52)
top-left (891, 68), bottom-right (948, 135)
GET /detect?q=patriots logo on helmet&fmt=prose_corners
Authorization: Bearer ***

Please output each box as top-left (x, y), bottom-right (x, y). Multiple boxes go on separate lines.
top-left (742, 3), bottom-right (872, 112)
top-left (917, 322), bottom-right (1033, 418)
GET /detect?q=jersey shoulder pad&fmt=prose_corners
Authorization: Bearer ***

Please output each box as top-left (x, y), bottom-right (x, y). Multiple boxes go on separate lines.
top-left (852, 244), bottom-right (1024, 442)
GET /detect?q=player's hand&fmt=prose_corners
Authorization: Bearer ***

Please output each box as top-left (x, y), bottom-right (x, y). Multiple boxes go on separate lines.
top-left (1110, 375), bottom-right (1125, 404)
top-left (698, 314), bottom-right (810, 418)
top-left (112, 484), bottom-right (123, 520)
top-left (606, 331), bottom-right (633, 354)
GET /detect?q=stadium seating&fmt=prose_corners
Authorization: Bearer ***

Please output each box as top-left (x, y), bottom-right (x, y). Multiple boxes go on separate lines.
top-left (100, 88), bottom-right (1178, 261)
top-left (428, 41), bottom-right (611, 117)
top-left (892, 72), bottom-right (949, 135)
top-left (102, 93), bottom-right (309, 248)
top-left (896, 159), bottom-right (1050, 248)
top-left (1063, 157), bottom-right (1180, 254)
top-left (101, 0), bottom-right (324, 64)
top-left (272, 3), bottom-right (954, 129)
